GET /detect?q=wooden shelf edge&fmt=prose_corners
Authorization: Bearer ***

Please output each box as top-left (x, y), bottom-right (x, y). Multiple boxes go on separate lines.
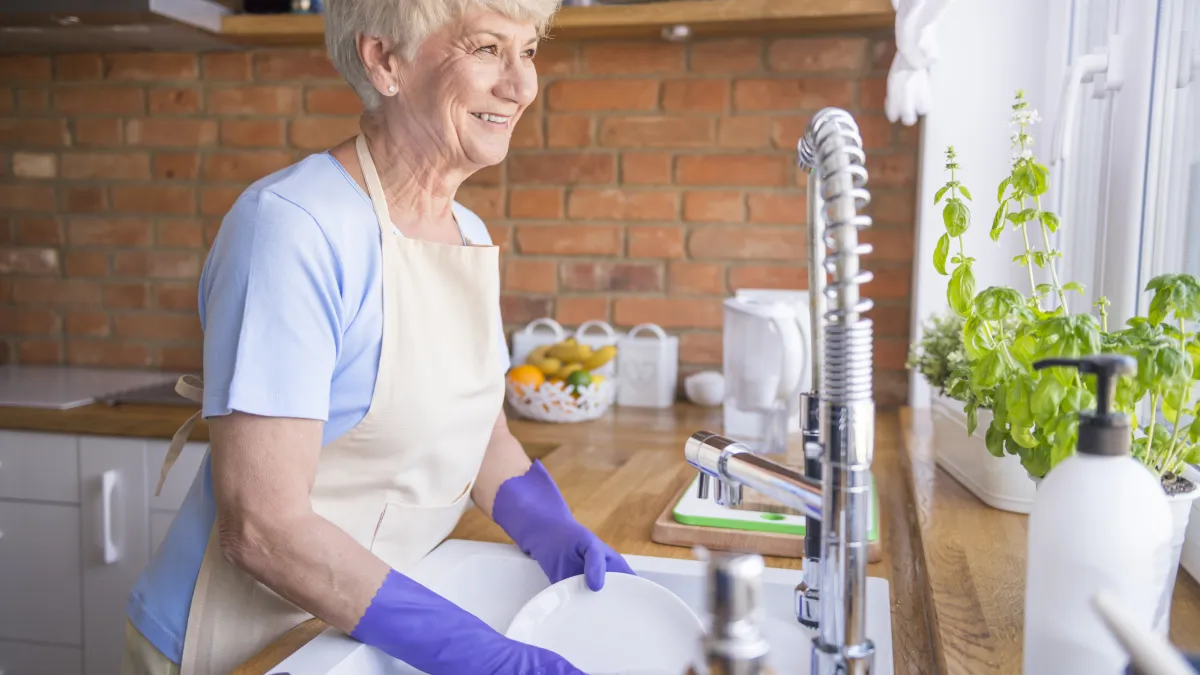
top-left (220, 0), bottom-right (894, 46)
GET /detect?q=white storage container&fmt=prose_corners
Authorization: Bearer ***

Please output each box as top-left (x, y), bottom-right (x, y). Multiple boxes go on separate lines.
top-left (509, 318), bottom-right (567, 369)
top-left (572, 320), bottom-right (619, 379)
top-left (1184, 464), bottom-right (1200, 583)
top-left (930, 393), bottom-right (1036, 514)
top-left (615, 324), bottom-right (678, 409)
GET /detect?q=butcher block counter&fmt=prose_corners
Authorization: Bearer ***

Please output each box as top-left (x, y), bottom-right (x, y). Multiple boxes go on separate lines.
top-left (0, 402), bottom-right (1196, 674)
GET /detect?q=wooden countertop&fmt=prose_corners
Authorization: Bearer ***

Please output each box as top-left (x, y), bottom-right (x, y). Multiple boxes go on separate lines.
top-left (0, 401), bottom-right (208, 442)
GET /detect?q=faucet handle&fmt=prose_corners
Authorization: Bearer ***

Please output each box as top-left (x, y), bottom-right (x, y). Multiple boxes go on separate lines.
top-left (715, 479), bottom-right (743, 508)
top-left (697, 472), bottom-right (711, 499)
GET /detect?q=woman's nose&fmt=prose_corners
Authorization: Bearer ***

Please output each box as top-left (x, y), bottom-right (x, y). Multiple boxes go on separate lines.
top-left (497, 55), bottom-right (537, 107)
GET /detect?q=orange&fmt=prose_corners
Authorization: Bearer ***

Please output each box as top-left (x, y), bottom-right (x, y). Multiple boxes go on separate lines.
top-left (508, 364), bottom-right (545, 391)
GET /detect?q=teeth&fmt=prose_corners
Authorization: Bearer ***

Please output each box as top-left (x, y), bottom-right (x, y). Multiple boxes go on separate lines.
top-left (475, 113), bottom-right (509, 124)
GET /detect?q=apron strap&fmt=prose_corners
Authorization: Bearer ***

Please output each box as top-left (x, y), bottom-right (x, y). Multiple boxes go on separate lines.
top-left (355, 134), bottom-right (394, 238)
top-left (155, 374), bottom-right (205, 497)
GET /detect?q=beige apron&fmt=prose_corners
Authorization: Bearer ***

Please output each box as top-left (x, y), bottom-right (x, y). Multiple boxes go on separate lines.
top-left (153, 134), bottom-right (505, 675)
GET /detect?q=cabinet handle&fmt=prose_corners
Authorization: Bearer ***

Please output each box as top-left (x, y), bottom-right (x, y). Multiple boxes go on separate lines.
top-left (102, 469), bottom-right (119, 564)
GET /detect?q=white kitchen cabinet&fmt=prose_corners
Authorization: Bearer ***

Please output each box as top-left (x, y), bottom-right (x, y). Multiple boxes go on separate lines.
top-left (0, 501), bottom-right (83, 646)
top-left (0, 640), bottom-right (83, 675)
top-left (0, 431), bottom-right (79, 504)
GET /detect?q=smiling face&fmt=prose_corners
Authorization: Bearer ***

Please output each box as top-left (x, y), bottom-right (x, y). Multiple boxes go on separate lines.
top-left (391, 8), bottom-right (540, 170)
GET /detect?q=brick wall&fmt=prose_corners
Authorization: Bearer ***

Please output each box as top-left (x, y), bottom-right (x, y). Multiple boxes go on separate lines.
top-left (0, 32), bottom-right (918, 405)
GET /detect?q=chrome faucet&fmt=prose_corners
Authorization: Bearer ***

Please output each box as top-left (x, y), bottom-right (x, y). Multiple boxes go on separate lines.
top-left (685, 107), bottom-right (876, 675)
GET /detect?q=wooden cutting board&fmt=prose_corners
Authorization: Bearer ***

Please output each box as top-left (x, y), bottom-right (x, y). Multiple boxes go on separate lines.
top-left (650, 477), bottom-right (883, 562)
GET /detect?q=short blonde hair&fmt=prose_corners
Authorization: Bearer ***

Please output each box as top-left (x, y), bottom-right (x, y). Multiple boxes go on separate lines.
top-left (326, 0), bottom-right (561, 110)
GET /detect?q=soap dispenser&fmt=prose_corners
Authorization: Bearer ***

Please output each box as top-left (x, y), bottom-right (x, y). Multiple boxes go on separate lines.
top-left (1022, 355), bottom-right (1173, 675)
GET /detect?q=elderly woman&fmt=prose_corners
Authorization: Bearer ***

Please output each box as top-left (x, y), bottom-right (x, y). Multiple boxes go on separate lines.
top-left (119, 1), bottom-right (633, 673)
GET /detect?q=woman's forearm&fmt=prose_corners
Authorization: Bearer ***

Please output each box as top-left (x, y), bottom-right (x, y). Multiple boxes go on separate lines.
top-left (471, 410), bottom-right (533, 518)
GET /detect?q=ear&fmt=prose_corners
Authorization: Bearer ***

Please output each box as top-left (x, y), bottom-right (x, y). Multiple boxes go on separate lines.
top-left (357, 34), bottom-right (402, 98)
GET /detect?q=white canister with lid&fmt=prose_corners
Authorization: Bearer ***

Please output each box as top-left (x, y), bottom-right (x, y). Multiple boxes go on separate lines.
top-left (615, 323), bottom-right (679, 409)
top-left (573, 320), bottom-right (620, 378)
top-left (510, 317), bottom-right (566, 369)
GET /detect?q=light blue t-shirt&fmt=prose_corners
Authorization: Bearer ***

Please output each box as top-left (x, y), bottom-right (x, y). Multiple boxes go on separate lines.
top-left (125, 152), bottom-right (511, 663)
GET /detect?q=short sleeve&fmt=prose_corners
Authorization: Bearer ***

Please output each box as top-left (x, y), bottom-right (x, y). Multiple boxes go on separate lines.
top-left (454, 201), bottom-right (511, 373)
top-left (199, 190), bottom-right (343, 421)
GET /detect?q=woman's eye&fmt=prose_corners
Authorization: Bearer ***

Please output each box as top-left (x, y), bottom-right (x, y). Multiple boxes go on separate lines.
top-left (478, 45), bottom-right (498, 56)
top-left (524, 49), bottom-right (537, 59)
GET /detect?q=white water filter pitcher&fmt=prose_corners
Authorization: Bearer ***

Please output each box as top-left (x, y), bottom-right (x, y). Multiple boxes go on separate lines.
top-left (721, 292), bottom-right (810, 453)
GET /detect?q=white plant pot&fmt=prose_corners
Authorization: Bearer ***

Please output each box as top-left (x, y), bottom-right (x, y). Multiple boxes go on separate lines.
top-left (1152, 472), bottom-right (1199, 636)
top-left (1183, 466), bottom-right (1200, 583)
top-left (930, 393), bottom-right (1037, 514)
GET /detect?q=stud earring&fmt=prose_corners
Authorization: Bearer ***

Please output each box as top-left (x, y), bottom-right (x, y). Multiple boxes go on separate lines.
top-left (387, 84), bottom-right (397, 94)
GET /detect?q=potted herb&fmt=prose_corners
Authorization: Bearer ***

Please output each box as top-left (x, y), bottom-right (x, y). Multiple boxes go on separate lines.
top-left (910, 90), bottom-right (1200, 632)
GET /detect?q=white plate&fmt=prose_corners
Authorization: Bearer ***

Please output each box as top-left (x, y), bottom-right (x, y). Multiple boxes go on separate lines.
top-left (505, 573), bottom-right (705, 675)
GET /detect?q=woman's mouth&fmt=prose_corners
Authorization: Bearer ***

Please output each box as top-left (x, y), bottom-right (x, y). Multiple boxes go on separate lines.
top-left (471, 112), bottom-right (511, 129)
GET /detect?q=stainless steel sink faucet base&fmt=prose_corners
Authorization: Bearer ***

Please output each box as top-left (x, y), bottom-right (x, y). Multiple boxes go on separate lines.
top-left (686, 107), bottom-right (876, 675)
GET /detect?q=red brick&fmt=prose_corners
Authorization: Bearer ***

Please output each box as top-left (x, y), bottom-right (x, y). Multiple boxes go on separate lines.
top-left (718, 117), bottom-right (772, 148)
top-left (546, 115), bottom-right (591, 148)
top-left (875, 337), bottom-right (909, 370)
top-left (561, 262), bottom-right (661, 292)
top-left (860, 227), bottom-right (915, 262)
top-left (55, 54), bottom-right (104, 81)
top-left (680, 331), bottom-right (722, 364)
top-left (74, 118), bottom-right (122, 146)
top-left (12, 152), bottom-right (56, 179)
top-left (871, 38), bottom-right (897, 71)
top-left (683, 191), bottom-right (744, 223)
top-left (733, 79), bottom-right (854, 112)
top-left (896, 123), bottom-right (920, 148)
top-left (662, 79), bottom-right (728, 113)
top-left (767, 38), bottom-right (869, 72)
top-left (690, 39), bottom-right (763, 74)
top-left (747, 193), bottom-right (806, 224)
top-left (677, 154), bottom-right (788, 186)
top-left (628, 226), bottom-right (684, 258)
top-left (555, 297), bottom-right (610, 326)
top-left (0, 248), bottom-right (58, 275)
top-left (501, 295), bottom-right (554, 325)
top-left (305, 87), bottom-right (361, 114)
top-left (103, 282), bottom-right (149, 309)
top-left (547, 80), bottom-right (659, 112)
top-left (583, 42), bottom-right (684, 74)
top-left (868, 190), bottom-right (917, 227)
top-left (669, 261), bottom-right (726, 295)
top-left (156, 218), bottom-right (204, 248)
top-left (149, 87), bottom-right (201, 114)
top-left (200, 186), bottom-right (243, 216)
top-left (621, 153), bottom-right (671, 185)
top-left (728, 264), bottom-right (807, 291)
top-left (61, 152), bottom-right (150, 180)
top-left (0, 92), bottom-right (11, 113)
top-left (0, 307), bottom-right (60, 335)
top-left (17, 339), bottom-right (63, 364)
top-left (689, 226), bottom-right (803, 260)
top-left (111, 186), bottom-right (195, 215)
top-left (107, 53), bottom-right (197, 81)
top-left (516, 225), bottom-right (622, 256)
top-left (14, 217), bottom-right (61, 246)
top-left (63, 187), bottom-right (107, 213)
top-left (0, 56), bottom-right (52, 81)
top-left (864, 266), bottom-right (912, 299)
top-left (202, 151), bottom-right (293, 182)
top-left (466, 164), bottom-right (502, 186)
top-left (113, 313), bottom-right (202, 341)
top-left (484, 223), bottom-right (511, 252)
top-left (509, 153), bottom-right (614, 185)
top-left (207, 86), bottom-right (301, 115)
top-left (160, 345), bottom-right (203, 371)
top-left (860, 77), bottom-right (887, 111)
top-left (455, 186), bottom-right (503, 219)
top-left (202, 53), bottom-right (252, 81)
top-left (509, 188), bottom-right (563, 219)
top-left (67, 341), bottom-right (152, 368)
top-left (203, 217), bottom-right (223, 246)
top-left (511, 115), bottom-right (544, 149)
top-left (288, 117), bottom-right (361, 150)
top-left (154, 152), bottom-right (200, 180)
top-left (112, 251), bottom-right (201, 278)
top-left (254, 50), bottom-right (339, 80)
top-left (0, 118), bottom-right (69, 146)
top-left (503, 259), bottom-right (557, 293)
top-left (567, 188), bottom-right (676, 221)
top-left (55, 86), bottom-right (145, 114)
top-left (68, 218), bottom-right (152, 246)
top-left (65, 310), bottom-right (110, 338)
top-left (856, 114), bottom-right (894, 152)
top-left (615, 297), bottom-right (722, 328)
top-left (12, 279), bottom-right (102, 305)
top-left (866, 153), bottom-right (916, 188)
top-left (599, 116), bottom-right (713, 148)
top-left (64, 251), bottom-right (109, 277)
top-left (17, 89), bottom-right (50, 112)
top-left (772, 117), bottom-right (809, 150)
top-left (125, 118), bottom-right (217, 147)
top-left (533, 42), bottom-right (578, 76)
top-left (870, 303), bottom-right (911, 336)
top-left (0, 184), bottom-right (55, 211)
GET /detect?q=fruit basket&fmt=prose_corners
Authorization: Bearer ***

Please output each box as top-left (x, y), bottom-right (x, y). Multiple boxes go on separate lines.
top-left (505, 337), bottom-right (618, 423)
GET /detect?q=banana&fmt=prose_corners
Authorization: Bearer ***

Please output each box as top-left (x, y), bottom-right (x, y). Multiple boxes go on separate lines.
top-left (533, 357), bottom-right (562, 376)
top-left (526, 344), bottom-right (552, 365)
top-left (556, 362), bottom-right (583, 379)
top-left (548, 342), bottom-right (584, 363)
top-left (583, 345), bottom-right (616, 371)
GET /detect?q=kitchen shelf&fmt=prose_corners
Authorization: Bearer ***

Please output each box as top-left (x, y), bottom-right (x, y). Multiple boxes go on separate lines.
top-left (219, 0), bottom-right (895, 46)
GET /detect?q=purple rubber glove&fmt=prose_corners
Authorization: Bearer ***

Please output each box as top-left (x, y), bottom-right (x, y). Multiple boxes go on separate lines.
top-left (493, 460), bottom-right (635, 591)
top-left (351, 569), bottom-right (586, 674)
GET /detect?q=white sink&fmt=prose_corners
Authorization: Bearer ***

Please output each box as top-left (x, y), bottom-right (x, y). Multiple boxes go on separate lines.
top-left (267, 540), bottom-right (894, 675)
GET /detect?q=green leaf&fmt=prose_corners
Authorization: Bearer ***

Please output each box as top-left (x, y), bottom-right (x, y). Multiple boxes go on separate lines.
top-left (1007, 378), bottom-right (1033, 425)
top-left (1186, 444), bottom-right (1200, 465)
top-left (1012, 424), bottom-right (1039, 449)
top-left (1063, 281), bottom-right (1085, 295)
top-left (1031, 163), bottom-right (1050, 196)
top-left (973, 286), bottom-right (1024, 321)
top-left (934, 185), bottom-right (949, 204)
top-left (1051, 415), bottom-right (1079, 466)
top-left (1149, 286), bottom-right (1172, 325)
top-left (1014, 163), bottom-right (1037, 195)
top-left (943, 198), bottom-right (970, 237)
top-left (962, 316), bottom-right (986, 360)
top-left (966, 401), bottom-right (979, 436)
top-left (985, 423), bottom-right (1007, 458)
top-left (1006, 208), bottom-right (1038, 225)
top-left (997, 177), bottom-right (1011, 202)
top-left (993, 382), bottom-right (1009, 426)
top-left (1157, 346), bottom-right (1187, 381)
top-left (1040, 211), bottom-right (1061, 233)
top-left (991, 203), bottom-right (1007, 242)
top-left (933, 233), bottom-right (950, 276)
top-left (948, 263), bottom-right (976, 317)
top-left (1031, 375), bottom-right (1067, 425)
top-left (959, 185), bottom-right (973, 201)
top-left (1137, 348), bottom-right (1160, 391)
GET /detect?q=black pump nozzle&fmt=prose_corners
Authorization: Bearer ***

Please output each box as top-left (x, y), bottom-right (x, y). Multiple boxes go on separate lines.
top-left (1033, 354), bottom-right (1137, 457)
